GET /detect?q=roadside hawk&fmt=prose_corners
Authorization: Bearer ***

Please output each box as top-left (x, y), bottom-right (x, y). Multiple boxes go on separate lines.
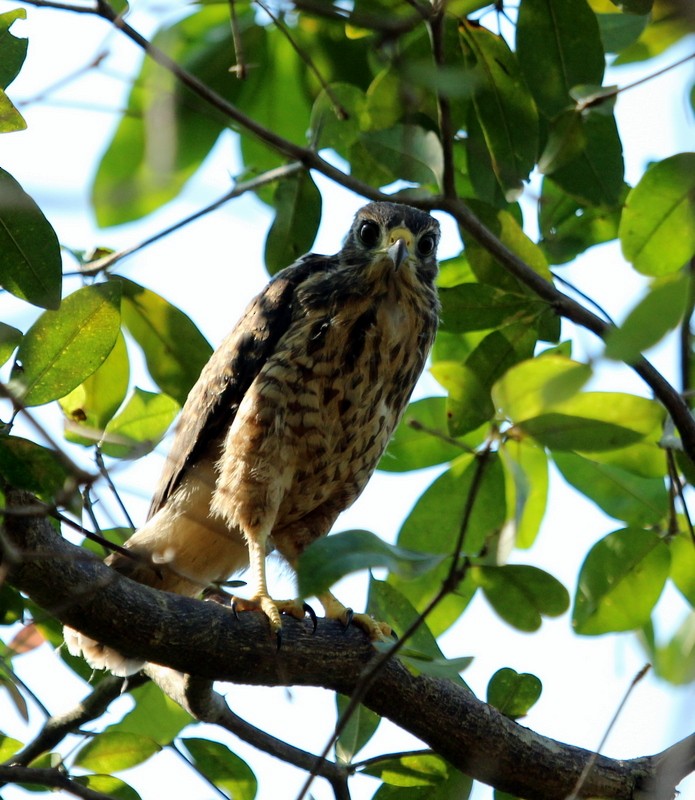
top-left (64, 201), bottom-right (441, 675)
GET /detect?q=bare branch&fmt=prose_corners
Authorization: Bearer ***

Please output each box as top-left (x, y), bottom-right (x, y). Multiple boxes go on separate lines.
top-left (0, 766), bottom-right (116, 800)
top-left (3, 488), bottom-right (691, 800)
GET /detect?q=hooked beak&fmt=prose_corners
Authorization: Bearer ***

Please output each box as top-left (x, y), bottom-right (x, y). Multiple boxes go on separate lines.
top-left (386, 226), bottom-right (413, 270)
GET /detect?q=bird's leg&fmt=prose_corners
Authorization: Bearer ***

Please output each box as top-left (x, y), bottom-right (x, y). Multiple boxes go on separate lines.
top-left (231, 537), bottom-right (314, 638)
top-left (318, 591), bottom-right (392, 641)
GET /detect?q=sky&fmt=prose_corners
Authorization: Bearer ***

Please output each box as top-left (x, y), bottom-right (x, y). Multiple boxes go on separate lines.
top-left (0, 2), bottom-right (694, 799)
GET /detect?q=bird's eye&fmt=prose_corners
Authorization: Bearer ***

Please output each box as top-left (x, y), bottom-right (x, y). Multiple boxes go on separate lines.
top-left (358, 221), bottom-right (380, 248)
top-left (417, 233), bottom-right (436, 257)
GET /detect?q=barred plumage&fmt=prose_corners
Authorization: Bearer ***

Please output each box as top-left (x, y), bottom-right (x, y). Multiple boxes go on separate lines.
top-left (65, 201), bottom-right (441, 675)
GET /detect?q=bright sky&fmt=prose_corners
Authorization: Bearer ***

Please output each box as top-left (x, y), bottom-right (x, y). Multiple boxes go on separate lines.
top-left (1, 3), bottom-right (694, 799)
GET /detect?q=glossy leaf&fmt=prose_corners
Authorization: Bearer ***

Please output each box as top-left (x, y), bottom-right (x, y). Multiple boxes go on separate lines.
top-left (459, 21), bottom-right (538, 200)
top-left (516, 0), bottom-right (605, 119)
top-left (362, 753), bottom-right (448, 786)
top-left (181, 738), bottom-right (257, 800)
top-left (604, 273), bottom-right (689, 361)
top-left (669, 530), bottom-right (695, 607)
top-left (474, 565), bottom-right (569, 631)
top-left (619, 153), bottom-right (695, 276)
top-left (109, 682), bottom-right (192, 746)
top-left (93, 7), bottom-right (265, 225)
top-left (0, 9), bottom-right (28, 89)
top-left (60, 332), bottom-right (129, 445)
top-left (438, 284), bottom-right (534, 334)
top-left (379, 396), bottom-right (467, 472)
top-left (297, 529), bottom-right (445, 599)
top-left (0, 167), bottom-right (61, 309)
top-left (0, 322), bottom-right (21, 365)
top-left (573, 527), bottom-right (670, 634)
top-left (335, 693), bottom-right (381, 764)
top-left (10, 283), bottom-right (121, 406)
top-left (74, 776), bottom-right (141, 800)
top-left (101, 388), bottom-right (179, 459)
top-left (119, 278), bottom-right (212, 405)
top-left (74, 731), bottom-right (161, 772)
top-left (265, 171), bottom-right (321, 275)
top-left (486, 667), bottom-right (542, 719)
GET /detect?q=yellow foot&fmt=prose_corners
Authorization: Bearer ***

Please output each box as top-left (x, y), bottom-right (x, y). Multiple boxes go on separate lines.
top-left (319, 592), bottom-right (392, 641)
top-left (231, 595), bottom-right (317, 644)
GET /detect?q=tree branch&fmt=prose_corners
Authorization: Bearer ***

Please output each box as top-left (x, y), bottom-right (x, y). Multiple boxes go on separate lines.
top-left (0, 766), bottom-right (116, 800)
top-left (2, 489), bottom-right (691, 800)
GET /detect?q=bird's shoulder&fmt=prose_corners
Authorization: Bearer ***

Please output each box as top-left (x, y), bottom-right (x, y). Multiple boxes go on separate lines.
top-left (148, 252), bottom-right (337, 517)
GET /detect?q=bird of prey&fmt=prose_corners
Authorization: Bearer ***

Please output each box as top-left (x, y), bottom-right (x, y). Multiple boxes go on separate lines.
top-left (64, 201), bottom-right (441, 675)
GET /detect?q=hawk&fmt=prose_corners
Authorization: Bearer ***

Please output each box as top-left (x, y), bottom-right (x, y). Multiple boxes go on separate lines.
top-left (65, 201), bottom-right (441, 675)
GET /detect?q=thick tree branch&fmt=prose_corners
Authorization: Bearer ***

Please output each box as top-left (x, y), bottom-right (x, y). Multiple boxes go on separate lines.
top-left (0, 766), bottom-right (115, 800)
top-left (2, 489), bottom-right (691, 800)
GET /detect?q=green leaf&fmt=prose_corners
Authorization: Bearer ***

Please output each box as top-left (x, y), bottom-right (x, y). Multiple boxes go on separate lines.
top-left (594, 11), bottom-right (648, 54)
top-left (669, 530), bottom-right (695, 607)
top-left (74, 732), bottom-right (161, 772)
top-left (538, 177), bottom-right (621, 265)
top-left (650, 613), bottom-right (695, 685)
top-left (310, 83), bottom-right (366, 154)
top-left (74, 775), bottom-right (141, 800)
top-left (619, 153), bottom-right (695, 276)
top-left (604, 273), bottom-right (689, 361)
top-left (60, 332), bottom-right (130, 445)
top-left (474, 564), bottom-right (569, 631)
top-left (265, 171), bottom-right (321, 275)
top-left (362, 753), bottom-right (448, 787)
top-left (0, 321), bottom-right (21, 365)
top-left (486, 667), bottom-right (542, 719)
top-left (538, 110), bottom-right (587, 174)
top-left (181, 738), bottom-right (257, 800)
top-left (550, 113), bottom-right (625, 207)
top-left (93, 7), bottom-right (265, 226)
top-left (459, 21), bottom-right (538, 200)
top-left (101, 388), bottom-right (179, 459)
top-left (553, 451), bottom-right (668, 526)
top-left (500, 439), bottom-right (549, 549)
top-left (119, 278), bottom-right (212, 405)
top-left (0, 9), bottom-right (28, 89)
top-left (438, 284), bottom-right (534, 334)
top-left (611, 0), bottom-right (653, 12)
top-left (353, 125), bottom-right (443, 188)
top-left (10, 283), bottom-right (121, 406)
top-left (0, 583), bottom-right (24, 624)
top-left (297, 529), bottom-right (445, 599)
top-left (0, 88), bottom-right (25, 132)
top-left (516, 0), bottom-right (605, 118)
top-left (0, 733), bottom-right (23, 761)
top-left (379, 396), bottom-right (467, 472)
top-left (371, 769), bottom-right (473, 800)
top-left (573, 527), bottom-right (670, 634)
top-left (335, 693), bottom-right (381, 764)
top-left (0, 436), bottom-right (77, 504)
top-left (0, 167), bottom-right (61, 309)
top-left (108, 682), bottom-right (192, 746)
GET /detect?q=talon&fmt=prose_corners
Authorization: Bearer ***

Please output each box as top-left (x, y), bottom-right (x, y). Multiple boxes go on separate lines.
top-left (303, 602), bottom-right (318, 633)
top-left (275, 628), bottom-right (282, 652)
top-left (343, 607), bottom-right (354, 630)
top-left (231, 600), bottom-right (240, 620)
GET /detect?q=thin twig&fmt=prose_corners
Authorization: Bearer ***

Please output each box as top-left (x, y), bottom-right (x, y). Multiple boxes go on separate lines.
top-left (0, 765), bottom-right (115, 800)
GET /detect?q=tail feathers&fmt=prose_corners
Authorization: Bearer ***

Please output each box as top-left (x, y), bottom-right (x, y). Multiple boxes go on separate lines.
top-left (63, 625), bottom-right (144, 677)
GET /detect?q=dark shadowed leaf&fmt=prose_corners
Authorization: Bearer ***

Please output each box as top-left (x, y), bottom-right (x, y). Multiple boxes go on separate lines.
top-left (265, 171), bottom-right (321, 275)
top-left (0, 322), bottom-right (21, 366)
top-left (74, 775), bottom-right (141, 800)
top-left (181, 738), bottom-right (257, 800)
top-left (74, 731), bottom-right (161, 772)
top-left (459, 21), bottom-right (538, 200)
top-left (593, 8), bottom-right (648, 54)
top-left (297, 529), bottom-right (444, 599)
top-left (619, 153), bottom-right (695, 276)
top-left (474, 565), bottom-right (569, 631)
top-left (119, 277), bottom-right (212, 405)
top-left (486, 667), bottom-right (542, 719)
top-left (438, 284), bottom-right (533, 334)
top-left (516, 0), bottom-right (605, 118)
top-left (335, 693), bottom-right (381, 764)
top-left (538, 110), bottom-right (587, 175)
top-left (0, 167), bottom-right (61, 309)
top-left (10, 283), bottom-right (121, 406)
top-left (573, 527), bottom-right (670, 634)
top-left (354, 125), bottom-right (443, 188)
top-left (100, 388), bottom-right (179, 459)
top-left (0, 9), bottom-right (28, 89)
top-left (0, 436), bottom-right (77, 504)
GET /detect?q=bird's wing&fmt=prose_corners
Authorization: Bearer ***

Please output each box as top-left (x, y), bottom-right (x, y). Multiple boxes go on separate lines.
top-left (148, 254), bottom-right (332, 518)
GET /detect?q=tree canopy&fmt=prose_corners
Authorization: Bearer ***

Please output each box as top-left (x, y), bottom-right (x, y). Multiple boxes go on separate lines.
top-left (0, 1), bottom-right (695, 799)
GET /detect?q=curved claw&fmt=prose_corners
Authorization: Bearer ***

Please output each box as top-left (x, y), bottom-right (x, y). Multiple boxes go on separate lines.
top-left (342, 607), bottom-right (354, 630)
top-left (303, 602), bottom-right (318, 633)
top-left (231, 600), bottom-right (240, 621)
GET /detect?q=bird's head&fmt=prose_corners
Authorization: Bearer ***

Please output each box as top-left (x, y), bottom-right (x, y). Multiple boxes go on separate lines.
top-left (341, 202), bottom-right (441, 286)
